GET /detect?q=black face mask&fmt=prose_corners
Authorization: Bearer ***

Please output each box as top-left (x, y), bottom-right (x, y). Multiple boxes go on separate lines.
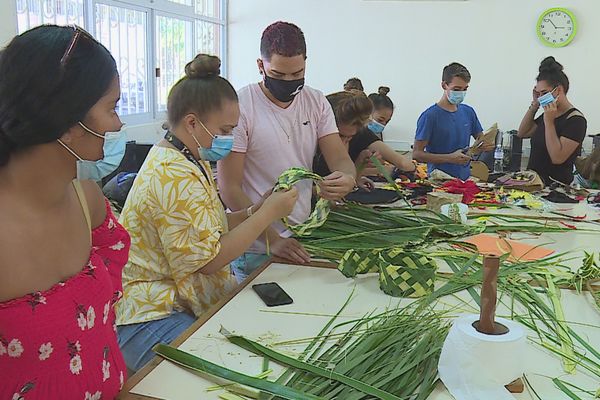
top-left (263, 73), bottom-right (305, 103)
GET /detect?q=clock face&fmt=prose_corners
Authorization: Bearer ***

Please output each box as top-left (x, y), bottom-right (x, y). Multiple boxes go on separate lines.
top-left (537, 8), bottom-right (577, 48)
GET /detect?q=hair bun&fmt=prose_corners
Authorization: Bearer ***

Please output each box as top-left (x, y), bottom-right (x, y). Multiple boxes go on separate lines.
top-left (185, 54), bottom-right (221, 79)
top-left (378, 86), bottom-right (390, 96)
top-left (539, 56), bottom-right (563, 73)
top-left (343, 77), bottom-right (363, 92)
top-left (346, 88), bottom-right (366, 96)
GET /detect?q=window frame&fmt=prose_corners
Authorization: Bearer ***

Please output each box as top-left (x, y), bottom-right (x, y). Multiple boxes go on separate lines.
top-left (153, 9), bottom-right (196, 120)
top-left (88, 0), bottom-right (155, 125)
top-left (15, 0), bottom-right (228, 126)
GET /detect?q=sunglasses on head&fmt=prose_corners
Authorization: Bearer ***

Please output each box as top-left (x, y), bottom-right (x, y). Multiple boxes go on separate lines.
top-left (60, 25), bottom-right (95, 67)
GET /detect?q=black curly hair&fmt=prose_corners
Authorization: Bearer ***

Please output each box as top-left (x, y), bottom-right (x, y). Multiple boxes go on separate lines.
top-left (0, 25), bottom-right (117, 166)
top-left (536, 56), bottom-right (569, 93)
top-left (260, 21), bottom-right (306, 61)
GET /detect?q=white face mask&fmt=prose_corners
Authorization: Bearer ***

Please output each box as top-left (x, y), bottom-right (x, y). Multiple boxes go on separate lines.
top-left (58, 122), bottom-right (127, 182)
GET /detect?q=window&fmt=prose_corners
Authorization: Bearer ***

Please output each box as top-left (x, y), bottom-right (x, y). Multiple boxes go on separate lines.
top-left (155, 14), bottom-right (194, 112)
top-left (16, 0), bottom-right (85, 28)
top-left (95, 3), bottom-right (149, 118)
top-left (15, 0), bottom-right (228, 124)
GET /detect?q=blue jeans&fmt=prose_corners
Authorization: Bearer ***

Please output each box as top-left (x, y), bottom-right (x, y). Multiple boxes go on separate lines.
top-left (230, 252), bottom-right (270, 283)
top-left (117, 311), bottom-right (195, 372)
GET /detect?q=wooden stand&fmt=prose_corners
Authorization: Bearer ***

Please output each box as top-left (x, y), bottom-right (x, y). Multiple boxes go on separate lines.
top-left (474, 255), bottom-right (523, 393)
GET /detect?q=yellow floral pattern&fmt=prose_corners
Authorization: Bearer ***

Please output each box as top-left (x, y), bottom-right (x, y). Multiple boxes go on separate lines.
top-left (116, 146), bottom-right (236, 325)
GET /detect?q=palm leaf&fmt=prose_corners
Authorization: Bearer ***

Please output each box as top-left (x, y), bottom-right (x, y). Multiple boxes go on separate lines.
top-left (221, 328), bottom-right (404, 400)
top-left (153, 344), bottom-right (324, 400)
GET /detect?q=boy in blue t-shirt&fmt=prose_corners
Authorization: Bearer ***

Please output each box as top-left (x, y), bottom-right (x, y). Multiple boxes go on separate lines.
top-left (413, 63), bottom-right (492, 180)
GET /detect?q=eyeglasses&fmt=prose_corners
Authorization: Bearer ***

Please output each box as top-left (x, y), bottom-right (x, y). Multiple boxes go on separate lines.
top-left (60, 25), bottom-right (95, 67)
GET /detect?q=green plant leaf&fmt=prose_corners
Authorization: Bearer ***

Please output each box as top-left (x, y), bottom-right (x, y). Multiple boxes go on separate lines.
top-left (153, 344), bottom-right (324, 400)
top-left (221, 329), bottom-right (404, 400)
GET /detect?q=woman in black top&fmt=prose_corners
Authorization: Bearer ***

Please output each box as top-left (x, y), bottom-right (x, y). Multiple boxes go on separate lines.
top-left (366, 86), bottom-right (394, 140)
top-left (517, 57), bottom-right (587, 185)
top-left (356, 87), bottom-right (415, 177)
top-left (313, 90), bottom-right (372, 179)
top-left (314, 87), bottom-right (415, 186)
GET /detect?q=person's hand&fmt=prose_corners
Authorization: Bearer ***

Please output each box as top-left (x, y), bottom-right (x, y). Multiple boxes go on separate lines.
top-left (479, 142), bottom-right (496, 153)
top-left (448, 149), bottom-right (472, 165)
top-left (360, 167), bottom-right (380, 177)
top-left (269, 236), bottom-right (311, 264)
top-left (319, 171), bottom-right (356, 200)
top-left (530, 87), bottom-right (540, 111)
top-left (470, 142), bottom-right (484, 155)
top-left (356, 149), bottom-right (382, 169)
top-left (543, 100), bottom-right (559, 124)
top-left (262, 187), bottom-right (298, 220)
top-left (356, 149), bottom-right (372, 165)
top-left (252, 188), bottom-right (274, 212)
top-left (356, 176), bottom-right (375, 191)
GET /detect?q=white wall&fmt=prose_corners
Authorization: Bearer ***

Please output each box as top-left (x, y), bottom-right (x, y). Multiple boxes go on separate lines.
top-left (227, 0), bottom-right (600, 151)
top-left (0, 1), bottom-right (17, 46)
top-left (1, 0), bottom-right (597, 149)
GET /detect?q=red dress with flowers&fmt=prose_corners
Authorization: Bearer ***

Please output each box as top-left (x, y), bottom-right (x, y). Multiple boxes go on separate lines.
top-left (0, 200), bottom-right (130, 400)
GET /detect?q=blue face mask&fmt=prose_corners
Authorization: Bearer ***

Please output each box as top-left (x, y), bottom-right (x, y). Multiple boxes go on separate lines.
top-left (193, 120), bottom-right (233, 162)
top-left (538, 87), bottom-right (558, 107)
top-left (58, 122), bottom-right (127, 182)
top-left (447, 90), bottom-right (467, 105)
top-left (368, 120), bottom-right (385, 135)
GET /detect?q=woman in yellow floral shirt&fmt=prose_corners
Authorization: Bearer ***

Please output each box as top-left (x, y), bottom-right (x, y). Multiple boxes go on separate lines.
top-left (116, 54), bottom-right (298, 372)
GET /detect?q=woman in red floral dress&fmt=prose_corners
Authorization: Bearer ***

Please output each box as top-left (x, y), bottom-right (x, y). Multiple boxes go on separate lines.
top-left (0, 25), bottom-right (130, 399)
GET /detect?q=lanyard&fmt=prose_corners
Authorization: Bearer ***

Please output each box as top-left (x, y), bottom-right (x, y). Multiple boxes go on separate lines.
top-left (164, 131), bottom-right (210, 183)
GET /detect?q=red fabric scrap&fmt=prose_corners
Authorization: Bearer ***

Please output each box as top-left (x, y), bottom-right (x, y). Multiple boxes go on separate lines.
top-left (441, 179), bottom-right (481, 204)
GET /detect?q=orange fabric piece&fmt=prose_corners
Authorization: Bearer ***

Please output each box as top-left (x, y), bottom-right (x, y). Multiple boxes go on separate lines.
top-left (460, 233), bottom-right (554, 261)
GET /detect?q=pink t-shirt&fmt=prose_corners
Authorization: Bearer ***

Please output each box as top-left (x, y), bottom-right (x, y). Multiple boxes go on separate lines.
top-left (227, 83), bottom-right (337, 250)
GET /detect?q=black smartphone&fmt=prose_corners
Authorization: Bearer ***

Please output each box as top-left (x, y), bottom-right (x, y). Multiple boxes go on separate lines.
top-left (252, 282), bottom-right (293, 307)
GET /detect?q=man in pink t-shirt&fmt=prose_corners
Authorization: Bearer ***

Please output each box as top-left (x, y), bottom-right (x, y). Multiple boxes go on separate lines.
top-left (218, 21), bottom-right (356, 274)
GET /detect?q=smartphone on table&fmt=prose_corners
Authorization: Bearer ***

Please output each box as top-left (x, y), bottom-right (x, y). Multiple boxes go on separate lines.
top-left (252, 282), bottom-right (293, 307)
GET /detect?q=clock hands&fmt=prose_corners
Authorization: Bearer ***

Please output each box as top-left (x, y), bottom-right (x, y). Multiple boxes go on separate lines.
top-left (546, 19), bottom-right (566, 33)
top-left (539, 9), bottom-right (575, 45)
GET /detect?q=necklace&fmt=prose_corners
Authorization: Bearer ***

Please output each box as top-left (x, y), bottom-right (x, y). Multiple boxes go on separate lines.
top-left (270, 109), bottom-right (292, 143)
top-left (260, 82), bottom-right (293, 143)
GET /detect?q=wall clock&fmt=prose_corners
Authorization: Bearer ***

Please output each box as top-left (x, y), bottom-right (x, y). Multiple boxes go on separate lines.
top-left (537, 8), bottom-right (577, 48)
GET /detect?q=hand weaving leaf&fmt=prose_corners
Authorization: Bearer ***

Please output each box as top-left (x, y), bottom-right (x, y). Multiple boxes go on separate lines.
top-left (274, 167), bottom-right (330, 236)
top-left (368, 155), bottom-right (412, 207)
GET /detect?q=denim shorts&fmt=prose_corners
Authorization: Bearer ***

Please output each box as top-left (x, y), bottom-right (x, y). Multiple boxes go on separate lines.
top-left (230, 252), bottom-right (270, 283)
top-left (117, 311), bottom-right (195, 373)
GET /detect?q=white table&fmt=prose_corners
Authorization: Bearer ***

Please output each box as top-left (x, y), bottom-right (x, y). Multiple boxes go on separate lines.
top-left (120, 204), bottom-right (600, 400)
